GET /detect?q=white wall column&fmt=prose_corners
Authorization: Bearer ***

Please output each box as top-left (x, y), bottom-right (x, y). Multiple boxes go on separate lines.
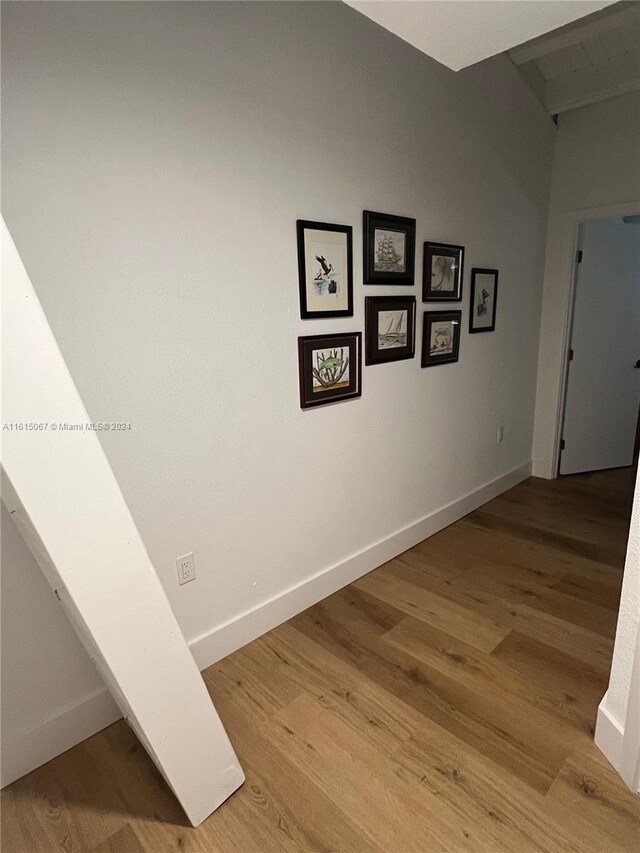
top-left (595, 468), bottom-right (640, 792)
top-left (1, 219), bottom-right (244, 824)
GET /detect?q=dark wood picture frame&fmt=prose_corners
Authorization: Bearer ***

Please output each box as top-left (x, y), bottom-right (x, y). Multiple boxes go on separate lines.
top-left (422, 241), bottom-right (464, 302)
top-left (363, 211), bottom-right (416, 286)
top-left (421, 311), bottom-right (461, 367)
top-left (297, 220), bottom-right (353, 319)
top-left (469, 268), bottom-right (498, 333)
top-left (365, 296), bottom-right (416, 365)
top-left (298, 332), bottom-right (362, 409)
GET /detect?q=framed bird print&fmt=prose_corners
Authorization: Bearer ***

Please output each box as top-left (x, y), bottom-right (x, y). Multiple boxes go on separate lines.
top-left (297, 220), bottom-right (353, 318)
top-left (469, 268), bottom-right (498, 333)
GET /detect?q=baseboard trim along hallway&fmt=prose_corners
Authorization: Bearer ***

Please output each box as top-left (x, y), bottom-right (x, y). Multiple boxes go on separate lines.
top-left (1, 461), bottom-right (531, 788)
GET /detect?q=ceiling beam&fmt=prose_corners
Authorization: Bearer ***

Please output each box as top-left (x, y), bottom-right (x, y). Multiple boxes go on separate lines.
top-left (544, 50), bottom-right (640, 114)
top-left (509, 3), bottom-right (639, 66)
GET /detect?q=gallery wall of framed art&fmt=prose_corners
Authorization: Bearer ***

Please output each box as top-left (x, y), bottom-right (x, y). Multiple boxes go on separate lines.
top-left (296, 212), bottom-right (501, 407)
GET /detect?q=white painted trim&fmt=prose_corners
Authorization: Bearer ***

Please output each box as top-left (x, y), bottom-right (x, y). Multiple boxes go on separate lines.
top-left (508, 4), bottom-right (638, 66)
top-left (1, 689), bottom-right (120, 789)
top-left (618, 635), bottom-right (640, 791)
top-left (595, 693), bottom-right (625, 771)
top-left (531, 459), bottom-right (555, 480)
top-left (2, 460), bottom-right (531, 787)
top-left (190, 460), bottom-right (532, 669)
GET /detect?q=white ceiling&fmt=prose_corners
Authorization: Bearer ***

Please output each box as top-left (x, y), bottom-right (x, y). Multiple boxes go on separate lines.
top-left (344, 0), bottom-right (616, 72)
top-left (508, 2), bottom-right (640, 114)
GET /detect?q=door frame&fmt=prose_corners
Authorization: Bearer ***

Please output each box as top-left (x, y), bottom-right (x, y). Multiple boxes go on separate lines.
top-left (548, 200), bottom-right (640, 478)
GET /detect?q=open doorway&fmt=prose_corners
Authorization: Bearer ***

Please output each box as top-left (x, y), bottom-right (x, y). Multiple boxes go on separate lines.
top-left (559, 215), bottom-right (640, 476)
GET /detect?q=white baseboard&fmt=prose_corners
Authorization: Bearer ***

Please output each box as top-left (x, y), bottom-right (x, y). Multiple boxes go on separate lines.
top-left (2, 461), bottom-right (531, 788)
top-left (595, 694), bottom-right (625, 771)
top-left (1, 688), bottom-right (120, 789)
top-left (189, 460), bottom-right (532, 669)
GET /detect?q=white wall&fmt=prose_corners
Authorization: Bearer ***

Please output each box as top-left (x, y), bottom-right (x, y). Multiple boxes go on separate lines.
top-left (595, 468), bottom-right (640, 791)
top-left (1, 1), bottom-right (554, 779)
top-left (1, 504), bottom-right (118, 778)
top-left (532, 91), bottom-right (640, 477)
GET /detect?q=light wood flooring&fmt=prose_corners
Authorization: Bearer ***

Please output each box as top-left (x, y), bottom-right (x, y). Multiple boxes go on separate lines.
top-left (2, 468), bottom-right (639, 851)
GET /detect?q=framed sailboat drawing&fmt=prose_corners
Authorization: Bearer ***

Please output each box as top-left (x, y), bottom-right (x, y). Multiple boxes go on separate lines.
top-left (363, 211), bottom-right (416, 286)
top-left (365, 296), bottom-right (416, 365)
top-left (297, 220), bottom-right (353, 319)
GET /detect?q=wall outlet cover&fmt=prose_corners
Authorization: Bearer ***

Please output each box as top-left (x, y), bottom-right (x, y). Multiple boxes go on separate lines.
top-left (176, 553), bottom-right (195, 585)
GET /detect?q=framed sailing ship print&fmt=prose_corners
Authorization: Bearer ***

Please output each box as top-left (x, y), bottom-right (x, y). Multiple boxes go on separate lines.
top-left (363, 211), bottom-right (416, 285)
top-left (422, 241), bottom-right (464, 302)
top-left (469, 268), bottom-right (498, 333)
top-left (421, 311), bottom-right (461, 367)
top-left (298, 332), bottom-right (362, 409)
top-left (365, 296), bottom-right (416, 365)
top-left (297, 220), bottom-right (353, 319)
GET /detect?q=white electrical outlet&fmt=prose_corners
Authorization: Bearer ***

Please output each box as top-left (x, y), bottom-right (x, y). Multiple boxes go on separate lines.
top-left (497, 425), bottom-right (504, 443)
top-left (176, 552), bottom-right (195, 586)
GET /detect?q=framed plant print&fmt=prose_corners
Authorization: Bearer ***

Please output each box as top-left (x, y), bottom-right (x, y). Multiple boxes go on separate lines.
top-left (421, 311), bottom-right (461, 367)
top-left (298, 332), bottom-right (362, 409)
top-left (422, 241), bottom-right (464, 302)
top-left (297, 220), bottom-right (353, 319)
top-left (469, 268), bottom-right (498, 333)
top-left (363, 210), bottom-right (416, 285)
top-left (365, 296), bottom-right (416, 365)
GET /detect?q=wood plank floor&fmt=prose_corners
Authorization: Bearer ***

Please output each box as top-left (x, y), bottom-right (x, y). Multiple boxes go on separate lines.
top-left (2, 468), bottom-right (639, 852)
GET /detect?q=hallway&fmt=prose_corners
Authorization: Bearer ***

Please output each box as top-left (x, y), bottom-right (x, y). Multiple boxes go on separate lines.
top-left (2, 469), bottom-right (639, 851)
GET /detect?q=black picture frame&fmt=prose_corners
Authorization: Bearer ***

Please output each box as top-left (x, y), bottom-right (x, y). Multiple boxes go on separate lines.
top-left (365, 296), bottom-right (416, 365)
top-left (469, 268), bottom-right (498, 333)
top-left (298, 332), bottom-right (362, 409)
top-left (297, 220), bottom-right (353, 319)
top-left (422, 241), bottom-right (464, 302)
top-left (363, 211), bottom-right (416, 286)
top-left (421, 311), bottom-right (461, 367)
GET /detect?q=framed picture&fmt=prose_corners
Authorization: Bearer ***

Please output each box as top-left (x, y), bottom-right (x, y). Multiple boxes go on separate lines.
top-left (421, 311), bottom-right (461, 367)
top-left (422, 241), bottom-right (464, 301)
top-left (365, 296), bottom-right (416, 365)
top-left (297, 220), bottom-right (353, 319)
top-left (469, 268), bottom-right (498, 333)
top-left (363, 211), bottom-right (416, 285)
top-left (298, 332), bottom-right (362, 409)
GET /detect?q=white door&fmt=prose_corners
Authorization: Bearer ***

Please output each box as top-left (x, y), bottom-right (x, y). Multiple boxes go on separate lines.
top-left (560, 217), bottom-right (640, 476)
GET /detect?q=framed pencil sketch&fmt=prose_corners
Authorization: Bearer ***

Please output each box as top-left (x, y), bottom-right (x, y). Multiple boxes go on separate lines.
top-left (297, 220), bottom-right (353, 319)
top-left (298, 332), bottom-right (362, 409)
top-left (469, 268), bottom-right (498, 333)
top-left (421, 311), bottom-right (461, 367)
top-left (363, 211), bottom-right (416, 286)
top-left (365, 296), bottom-right (416, 365)
top-left (422, 241), bottom-right (464, 302)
